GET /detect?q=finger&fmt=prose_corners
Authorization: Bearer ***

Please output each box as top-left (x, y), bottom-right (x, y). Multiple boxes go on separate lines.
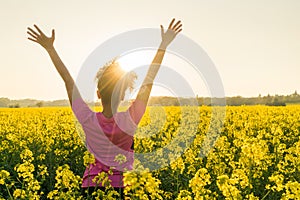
top-left (160, 25), bottom-right (164, 35)
top-left (27, 27), bottom-right (39, 37)
top-left (175, 29), bottom-right (182, 35)
top-left (34, 24), bottom-right (45, 36)
top-left (27, 31), bottom-right (38, 39)
top-left (28, 37), bottom-right (39, 43)
top-left (174, 24), bottom-right (182, 32)
top-left (52, 29), bottom-right (55, 40)
top-left (168, 18), bottom-right (175, 29)
top-left (172, 20), bottom-right (181, 30)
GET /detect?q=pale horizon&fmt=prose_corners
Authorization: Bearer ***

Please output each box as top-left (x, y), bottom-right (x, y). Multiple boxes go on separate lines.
top-left (1, 91), bottom-right (298, 102)
top-left (0, 0), bottom-right (299, 101)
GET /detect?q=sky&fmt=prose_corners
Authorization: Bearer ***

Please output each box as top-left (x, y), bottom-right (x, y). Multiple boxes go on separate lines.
top-left (0, 0), bottom-right (299, 100)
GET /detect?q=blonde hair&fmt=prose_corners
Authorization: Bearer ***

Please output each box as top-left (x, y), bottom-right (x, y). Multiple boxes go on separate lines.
top-left (95, 58), bottom-right (137, 102)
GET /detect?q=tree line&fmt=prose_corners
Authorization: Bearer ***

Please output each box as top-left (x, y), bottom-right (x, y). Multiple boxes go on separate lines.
top-left (0, 91), bottom-right (299, 108)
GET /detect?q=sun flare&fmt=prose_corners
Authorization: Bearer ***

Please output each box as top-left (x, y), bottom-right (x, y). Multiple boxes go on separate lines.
top-left (117, 50), bottom-right (154, 72)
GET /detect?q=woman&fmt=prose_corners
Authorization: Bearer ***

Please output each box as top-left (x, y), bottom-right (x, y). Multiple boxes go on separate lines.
top-left (27, 18), bottom-right (182, 198)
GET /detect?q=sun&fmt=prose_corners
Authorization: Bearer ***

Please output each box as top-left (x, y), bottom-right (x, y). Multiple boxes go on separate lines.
top-left (117, 50), bottom-right (155, 72)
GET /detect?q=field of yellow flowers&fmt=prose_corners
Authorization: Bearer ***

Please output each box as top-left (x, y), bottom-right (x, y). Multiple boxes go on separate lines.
top-left (0, 105), bottom-right (299, 199)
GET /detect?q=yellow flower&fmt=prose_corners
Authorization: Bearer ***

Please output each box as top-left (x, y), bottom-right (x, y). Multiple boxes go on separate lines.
top-left (268, 173), bottom-right (284, 192)
top-left (114, 154), bottom-right (127, 165)
top-left (176, 190), bottom-right (192, 200)
top-left (20, 149), bottom-right (34, 162)
top-left (282, 181), bottom-right (300, 199)
top-left (217, 175), bottom-right (242, 200)
top-left (93, 171), bottom-right (112, 188)
top-left (83, 151), bottom-right (95, 166)
top-left (13, 189), bottom-right (26, 199)
top-left (38, 164), bottom-right (48, 177)
top-left (0, 170), bottom-right (10, 185)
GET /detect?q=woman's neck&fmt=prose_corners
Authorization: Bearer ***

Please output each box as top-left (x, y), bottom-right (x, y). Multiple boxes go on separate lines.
top-left (102, 102), bottom-right (119, 118)
top-left (102, 105), bottom-right (113, 118)
top-left (101, 97), bottom-right (121, 118)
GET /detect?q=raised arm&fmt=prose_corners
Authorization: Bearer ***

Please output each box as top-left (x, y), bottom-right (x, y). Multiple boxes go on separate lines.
top-left (136, 19), bottom-right (182, 104)
top-left (27, 25), bottom-right (79, 104)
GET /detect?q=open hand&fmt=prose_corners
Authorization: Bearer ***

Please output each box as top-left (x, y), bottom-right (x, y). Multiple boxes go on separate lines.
top-left (160, 18), bottom-right (182, 48)
top-left (27, 25), bottom-right (55, 50)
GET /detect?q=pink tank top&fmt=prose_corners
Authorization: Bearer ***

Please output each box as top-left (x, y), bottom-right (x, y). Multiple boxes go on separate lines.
top-left (72, 97), bottom-right (146, 187)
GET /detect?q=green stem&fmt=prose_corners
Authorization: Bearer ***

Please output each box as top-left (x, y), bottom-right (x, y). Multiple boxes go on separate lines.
top-left (5, 183), bottom-right (13, 200)
top-left (261, 190), bottom-right (271, 200)
top-left (119, 171), bottom-right (123, 200)
top-left (176, 169), bottom-right (180, 195)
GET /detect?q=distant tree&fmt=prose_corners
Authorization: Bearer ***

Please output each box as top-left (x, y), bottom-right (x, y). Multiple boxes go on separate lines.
top-left (266, 96), bottom-right (286, 106)
top-left (0, 98), bottom-right (10, 107)
top-left (36, 101), bottom-right (43, 107)
top-left (230, 96), bottom-right (243, 106)
top-left (293, 90), bottom-right (298, 97)
top-left (196, 95), bottom-right (204, 106)
top-left (8, 104), bottom-right (20, 108)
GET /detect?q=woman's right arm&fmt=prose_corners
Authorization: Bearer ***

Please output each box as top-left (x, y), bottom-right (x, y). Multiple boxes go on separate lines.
top-left (27, 25), bottom-right (92, 124)
top-left (27, 25), bottom-right (81, 105)
top-left (136, 18), bottom-right (182, 104)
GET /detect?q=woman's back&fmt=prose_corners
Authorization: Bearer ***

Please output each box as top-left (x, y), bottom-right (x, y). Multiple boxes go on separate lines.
top-left (73, 97), bottom-right (146, 187)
